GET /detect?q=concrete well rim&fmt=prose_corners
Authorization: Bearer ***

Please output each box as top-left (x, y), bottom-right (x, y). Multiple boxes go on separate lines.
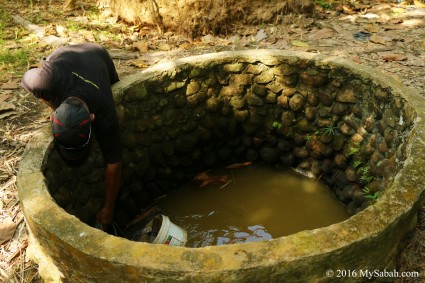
top-left (17, 49), bottom-right (425, 277)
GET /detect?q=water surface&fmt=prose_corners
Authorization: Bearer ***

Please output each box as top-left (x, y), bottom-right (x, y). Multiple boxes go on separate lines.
top-left (159, 165), bottom-right (349, 247)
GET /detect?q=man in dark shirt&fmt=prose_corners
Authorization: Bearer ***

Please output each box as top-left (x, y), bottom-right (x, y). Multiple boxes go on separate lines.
top-left (21, 43), bottom-right (122, 229)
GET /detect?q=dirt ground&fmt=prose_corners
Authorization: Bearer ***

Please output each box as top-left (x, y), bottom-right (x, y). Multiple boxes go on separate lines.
top-left (1, 0), bottom-right (425, 282)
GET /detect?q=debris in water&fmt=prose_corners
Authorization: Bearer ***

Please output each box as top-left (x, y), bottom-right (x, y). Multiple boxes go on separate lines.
top-left (192, 171), bottom-right (230, 188)
top-left (225, 161), bottom-right (252, 169)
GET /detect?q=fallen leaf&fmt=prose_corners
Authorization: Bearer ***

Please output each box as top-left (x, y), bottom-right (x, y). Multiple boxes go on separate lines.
top-left (291, 40), bottom-right (309, 48)
top-left (193, 171), bottom-right (210, 185)
top-left (0, 102), bottom-right (16, 113)
top-left (228, 35), bottom-right (241, 44)
top-left (270, 39), bottom-right (288, 49)
top-left (201, 34), bottom-right (215, 44)
top-left (139, 27), bottom-right (151, 36)
top-left (0, 111), bottom-right (17, 120)
top-left (364, 24), bottom-right (379, 33)
top-left (342, 5), bottom-right (355, 14)
top-left (225, 161), bottom-right (253, 169)
top-left (369, 34), bottom-right (392, 45)
top-left (378, 52), bottom-right (407, 62)
top-left (133, 41), bottom-right (149, 52)
top-left (178, 42), bottom-right (192, 49)
top-left (349, 55), bottom-right (362, 64)
top-left (255, 29), bottom-right (268, 42)
top-left (309, 28), bottom-right (334, 40)
top-left (388, 18), bottom-right (403, 25)
top-left (79, 30), bottom-right (95, 42)
top-left (399, 55), bottom-right (425, 67)
top-left (0, 79), bottom-right (20, 90)
top-left (0, 94), bottom-right (10, 103)
top-left (199, 175), bottom-right (229, 188)
top-left (0, 217), bottom-right (18, 245)
top-left (156, 42), bottom-right (172, 51)
top-left (128, 59), bottom-right (150, 68)
top-left (193, 171), bottom-right (229, 188)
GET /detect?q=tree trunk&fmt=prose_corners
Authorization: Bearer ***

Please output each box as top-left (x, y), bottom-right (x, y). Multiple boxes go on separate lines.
top-left (97, 0), bottom-right (314, 37)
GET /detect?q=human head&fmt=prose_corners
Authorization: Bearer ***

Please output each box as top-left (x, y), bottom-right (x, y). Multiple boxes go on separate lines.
top-left (21, 63), bottom-right (55, 101)
top-left (52, 97), bottom-right (92, 160)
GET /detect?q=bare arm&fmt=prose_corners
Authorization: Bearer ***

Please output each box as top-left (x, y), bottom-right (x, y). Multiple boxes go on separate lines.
top-left (42, 99), bottom-right (56, 110)
top-left (96, 160), bottom-right (122, 228)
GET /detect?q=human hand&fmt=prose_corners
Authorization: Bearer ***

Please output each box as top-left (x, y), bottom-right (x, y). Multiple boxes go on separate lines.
top-left (96, 206), bottom-right (114, 230)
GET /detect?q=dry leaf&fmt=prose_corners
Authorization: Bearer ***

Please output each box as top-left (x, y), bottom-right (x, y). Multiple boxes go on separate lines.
top-left (193, 171), bottom-right (210, 184)
top-left (199, 175), bottom-right (229, 188)
top-left (201, 34), bottom-right (215, 44)
top-left (0, 102), bottom-right (16, 113)
top-left (128, 59), bottom-right (150, 68)
top-left (255, 29), bottom-right (268, 42)
top-left (192, 171), bottom-right (229, 188)
top-left (342, 5), bottom-right (355, 14)
top-left (0, 102), bottom-right (16, 120)
top-left (79, 30), bottom-right (95, 42)
top-left (399, 55), bottom-right (425, 67)
top-left (271, 39), bottom-right (288, 49)
top-left (0, 79), bottom-right (20, 90)
top-left (291, 40), bottom-right (309, 48)
top-left (0, 94), bottom-right (10, 103)
top-left (378, 52), bottom-right (407, 62)
top-left (178, 42), bottom-right (192, 49)
top-left (133, 41), bottom-right (149, 52)
top-left (0, 217), bottom-right (18, 245)
top-left (0, 111), bottom-right (17, 120)
top-left (369, 34), bottom-right (391, 45)
top-left (225, 161), bottom-right (253, 169)
top-left (364, 24), bottom-right (379, 33)
top-left (349, 55), bottom-right (362, 64)
top-left (139, 27), bottom-right (151, 36)
top-left (309, 28), bottom-right (334, 40)
top-left (156, 42), bottom-right (172, 51)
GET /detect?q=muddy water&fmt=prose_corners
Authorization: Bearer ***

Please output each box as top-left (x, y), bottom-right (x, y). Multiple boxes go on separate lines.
top-left (158, 165), bottom-right (349, 248)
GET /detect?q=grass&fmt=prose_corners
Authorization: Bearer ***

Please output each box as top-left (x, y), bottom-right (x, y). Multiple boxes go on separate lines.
top-left (0, 49), bottom-right (29, 78)
top-left (348, 146), bottom-right (360, 156)
top-left (322, 124), bottom-right (338, 135)
top-left (272, 121), bottom-right (282, 131)
top-left (362, 187), bottom-right (380, 201)
top-left (0, 49), bottom-right (28, 65)
top-left (313, 0), bottom-right (343, 10)
top-left (0, 8), bottom-right (9, 44)
top-left (314, 123), bottom-right (338, 136)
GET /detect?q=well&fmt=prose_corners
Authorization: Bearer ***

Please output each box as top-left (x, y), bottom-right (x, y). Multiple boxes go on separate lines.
top-left (18, 50), bottom-right (425, 282)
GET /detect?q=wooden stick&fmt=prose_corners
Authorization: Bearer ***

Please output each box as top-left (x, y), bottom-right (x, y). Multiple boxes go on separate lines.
top-left (11, 15), bottom-right (68, 47)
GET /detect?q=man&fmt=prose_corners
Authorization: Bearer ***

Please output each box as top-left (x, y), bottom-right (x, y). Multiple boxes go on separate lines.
top-left (21, 43), bottom-right (122, 229)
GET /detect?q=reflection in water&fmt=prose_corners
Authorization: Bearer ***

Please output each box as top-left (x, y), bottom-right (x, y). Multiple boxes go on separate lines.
top-left (159, 165), bottom-right (349, 248)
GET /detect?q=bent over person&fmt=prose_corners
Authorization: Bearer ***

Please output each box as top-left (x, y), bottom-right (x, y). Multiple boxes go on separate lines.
top-left (21, 43), bottom-right (122, 229)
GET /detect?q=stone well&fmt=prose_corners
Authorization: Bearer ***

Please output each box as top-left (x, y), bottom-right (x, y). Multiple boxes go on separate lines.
top-left (18, 50), bottom-right (425, 282)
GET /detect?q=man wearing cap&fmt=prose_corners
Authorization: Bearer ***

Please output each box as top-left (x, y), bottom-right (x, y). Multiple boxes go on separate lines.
top-left (21, 43), bottom-right (122, 229)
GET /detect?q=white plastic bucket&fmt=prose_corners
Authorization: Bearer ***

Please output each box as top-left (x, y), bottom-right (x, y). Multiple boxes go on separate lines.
top-left (152, 215), bottom-right (187, 246)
